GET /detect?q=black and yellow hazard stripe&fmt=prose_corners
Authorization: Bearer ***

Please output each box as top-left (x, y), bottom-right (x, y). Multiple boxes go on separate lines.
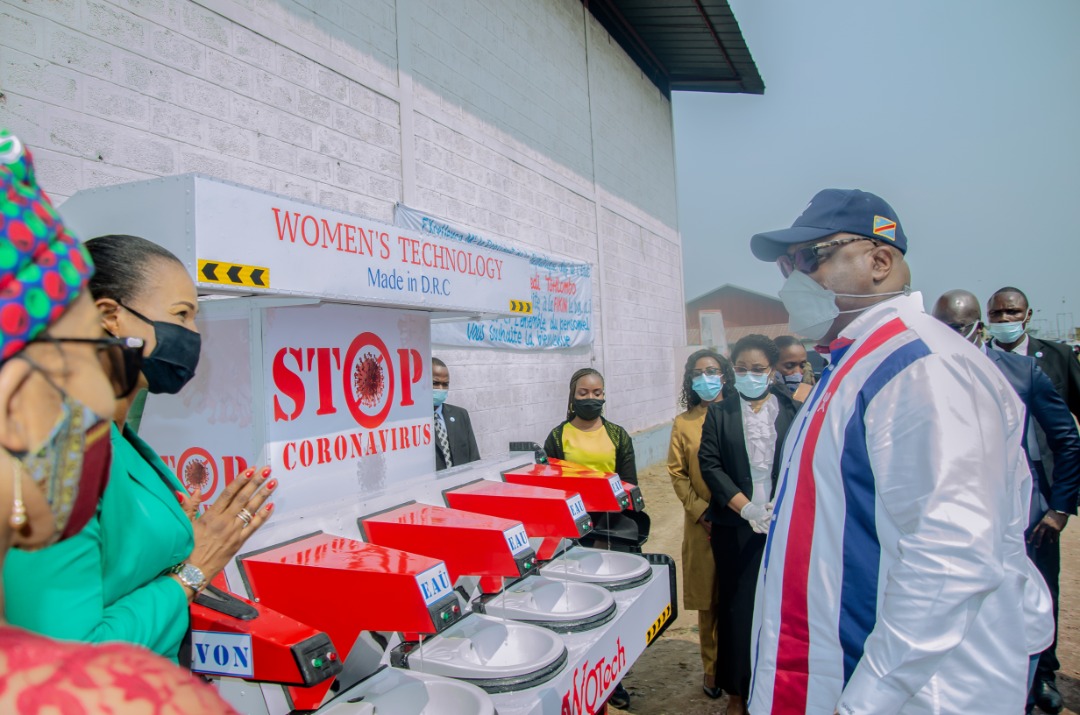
top-left (197, 259), bottom-right (270, 289)
top-left (645, 603), bottom-right (672, 645)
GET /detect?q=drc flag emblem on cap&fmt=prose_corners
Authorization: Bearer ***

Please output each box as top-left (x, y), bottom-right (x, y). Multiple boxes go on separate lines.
top-left (872, 215), bottom-right (897, 241)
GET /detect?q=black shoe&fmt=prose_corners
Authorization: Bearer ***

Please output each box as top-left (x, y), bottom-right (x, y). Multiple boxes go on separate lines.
top-left (1034, 678), bottom-right (1063, 715)
top-left (608, 682), bottom-right (630, 709)
top-left (702, 683), bottom-right (722, 699)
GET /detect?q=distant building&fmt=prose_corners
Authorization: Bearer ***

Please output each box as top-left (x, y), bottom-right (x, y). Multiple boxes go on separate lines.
top-left (686, 284), bottom-right (790, 348)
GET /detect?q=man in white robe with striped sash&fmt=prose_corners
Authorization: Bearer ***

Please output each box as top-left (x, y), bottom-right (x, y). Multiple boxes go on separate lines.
top-left (745, 189), bottom-right (1052, 715)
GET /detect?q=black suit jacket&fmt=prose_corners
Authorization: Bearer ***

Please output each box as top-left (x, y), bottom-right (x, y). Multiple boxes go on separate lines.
top-left (993, 336), bottom-right (1080, 496)
top-left (435, 403), bottom-right (481, 471)
top-left (985, 347), bottom-right (1080, 514)
top-left (1026, 337), bottom-right (1080, 419)
top-left (698, 386), bottom-right (800, 527)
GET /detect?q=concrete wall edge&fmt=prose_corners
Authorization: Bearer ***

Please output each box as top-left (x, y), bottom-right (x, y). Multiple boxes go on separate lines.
top-left (630, 419), bottom-right (672, 471)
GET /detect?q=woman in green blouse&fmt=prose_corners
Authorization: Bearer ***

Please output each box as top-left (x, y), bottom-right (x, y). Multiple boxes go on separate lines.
top-left (4, 234), bottom-right (275, 662)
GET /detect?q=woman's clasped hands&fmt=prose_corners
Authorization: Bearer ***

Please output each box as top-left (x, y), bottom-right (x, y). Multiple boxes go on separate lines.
top-left (179, 467), bottom-right (275, 596)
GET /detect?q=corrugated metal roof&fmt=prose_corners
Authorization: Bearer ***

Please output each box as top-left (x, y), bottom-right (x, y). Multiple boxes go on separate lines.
top-left (687, 323), bottom-right (792, 347)
top-left (685, 283), bottom-right (783, 308)
top-left (724, 323), bottom-right (791, 343)
top-left (584, 0), bottom-right (764, 96)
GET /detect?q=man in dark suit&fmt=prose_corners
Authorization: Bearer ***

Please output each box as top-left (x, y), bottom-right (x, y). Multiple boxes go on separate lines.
top-left (988, 287), bottom-right (1080, 419)
top-left (939, 289), bottom-right (1080, 714)
top-left (432, 357), bottom-right (480, 471)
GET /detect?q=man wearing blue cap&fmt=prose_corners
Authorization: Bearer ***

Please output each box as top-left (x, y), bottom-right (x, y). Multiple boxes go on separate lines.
top-left (745, 189), bottom-right (1051, 715)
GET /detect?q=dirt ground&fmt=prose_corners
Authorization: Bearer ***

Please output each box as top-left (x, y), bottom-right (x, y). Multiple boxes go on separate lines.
top-left (611, 463), bottom-right (1080, 715)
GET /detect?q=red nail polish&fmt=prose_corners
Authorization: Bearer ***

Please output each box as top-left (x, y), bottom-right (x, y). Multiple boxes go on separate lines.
top-left (265, 503), bottom-right (274, 512)
top-left (245, 469), bottom-right (255, 479)
top-left (261, 467), bottom-right (271, 477)
top-left (267, 479), bottom-right (278, 491)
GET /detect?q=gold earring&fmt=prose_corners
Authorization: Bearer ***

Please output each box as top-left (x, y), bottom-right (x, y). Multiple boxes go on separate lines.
top-left (9, 462), bottom-right (27, 529)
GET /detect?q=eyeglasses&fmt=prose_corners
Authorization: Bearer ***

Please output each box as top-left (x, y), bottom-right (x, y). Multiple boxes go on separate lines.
top-left (33, 336), bottom-right (146, 398)
top-left (777, 237), bottom-right (876, 278)
top-left (733, 367), bottom-right (770, 377)
top-left (690, 367), bottom-right (723, 378)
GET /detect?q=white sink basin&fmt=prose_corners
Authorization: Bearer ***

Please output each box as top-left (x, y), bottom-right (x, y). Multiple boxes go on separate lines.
top-left (394, 613), bottom-right (567, 692)
top-left (321, 667), bottom-right (495, 715)
top-left (480, 576), bottom-right (616, 631)
top-left (540, 547), bottom-right (652, 590)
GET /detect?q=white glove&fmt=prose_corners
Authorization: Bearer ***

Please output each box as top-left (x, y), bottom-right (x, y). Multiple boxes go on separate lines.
top-left (740, 501), bottom-right (774, 534)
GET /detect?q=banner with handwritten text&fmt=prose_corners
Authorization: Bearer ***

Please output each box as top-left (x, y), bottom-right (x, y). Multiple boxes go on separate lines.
top-left (394, 205), bottom-right (594, 350)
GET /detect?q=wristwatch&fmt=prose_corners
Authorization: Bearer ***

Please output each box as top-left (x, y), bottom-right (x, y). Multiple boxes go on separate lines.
top-left (171, 563), bottom-right (207, 592)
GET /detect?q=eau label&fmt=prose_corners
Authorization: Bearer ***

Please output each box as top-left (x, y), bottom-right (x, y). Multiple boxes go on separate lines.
top-left (608, 476), bottom-right (626, 497)
top-left (504, 524), bottom-right (532, 555)
top-left (416, 563), bottom-right (453, 605)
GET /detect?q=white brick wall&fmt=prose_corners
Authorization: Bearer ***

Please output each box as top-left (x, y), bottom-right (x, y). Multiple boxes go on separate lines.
top-left (0, 0), bottom-right (686, 459)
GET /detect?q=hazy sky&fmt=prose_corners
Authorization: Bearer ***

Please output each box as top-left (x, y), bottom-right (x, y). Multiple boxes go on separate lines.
top-left (673, 0), bottom-right (1080, 339)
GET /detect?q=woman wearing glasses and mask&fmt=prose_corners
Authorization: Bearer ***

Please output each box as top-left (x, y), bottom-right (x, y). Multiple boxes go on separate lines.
top-left (5, 233), bottom-right (276, 664)
top-left (0, 132), bottom-right (236, 711)
top-left (697, 335), bottom-right (800, 715)
top-left (667, 349), bottom-right (733, 700)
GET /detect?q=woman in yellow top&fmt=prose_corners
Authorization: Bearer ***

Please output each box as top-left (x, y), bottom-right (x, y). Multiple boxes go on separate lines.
top-left (667, 348), bottom-right (732, 700)
top-left (543, 367), bottom-right (636, 709)
top-left (543, 367), bottom-right (636, 483)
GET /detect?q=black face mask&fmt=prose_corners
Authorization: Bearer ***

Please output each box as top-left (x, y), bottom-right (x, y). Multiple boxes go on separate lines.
top-left (120, 302), bottom-right (201, 394)
top-left (572, 398), bottom-right (605, 421)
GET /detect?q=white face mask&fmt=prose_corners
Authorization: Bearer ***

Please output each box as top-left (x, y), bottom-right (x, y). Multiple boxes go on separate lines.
top-left (961, 321), bottom-right (981, 344)
top-left (986, 320), bottom-right (1026, 345)
top-left (735, 372), bottom-right (771, 399)
top-left (778, 270), bottom-right (908, 341)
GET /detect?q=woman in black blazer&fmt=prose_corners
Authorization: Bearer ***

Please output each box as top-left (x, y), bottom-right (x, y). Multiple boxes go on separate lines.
top-left (698, 335), bottom-right (801, 715)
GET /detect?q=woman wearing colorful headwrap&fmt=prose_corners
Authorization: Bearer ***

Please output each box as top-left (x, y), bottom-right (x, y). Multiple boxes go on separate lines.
top-left (0, 129), bottom-right (235, 712)
top-left (4, 173), bottom-right (276, 665)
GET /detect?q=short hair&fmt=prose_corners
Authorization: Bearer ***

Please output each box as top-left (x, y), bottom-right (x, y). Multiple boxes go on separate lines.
top-left (774, 335), bottom-right (802, 351)
top-left (732, 334), bottom-right (780, 367)
top-left (990, 286), bottom-right (1029, 307)
top-left (85, 234), bottom-right (184, 304)
top-left (431, 357), bottom-right (447, 370)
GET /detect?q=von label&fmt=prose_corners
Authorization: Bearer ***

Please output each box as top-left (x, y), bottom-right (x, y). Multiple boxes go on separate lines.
top-left (191, 632), bottom-right (254, 678)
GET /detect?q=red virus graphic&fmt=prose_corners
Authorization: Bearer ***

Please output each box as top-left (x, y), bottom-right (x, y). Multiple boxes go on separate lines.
top-left (353, 351), bottom-right (384, 408)
top-left (183, 459), bottom-right (211, 491)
